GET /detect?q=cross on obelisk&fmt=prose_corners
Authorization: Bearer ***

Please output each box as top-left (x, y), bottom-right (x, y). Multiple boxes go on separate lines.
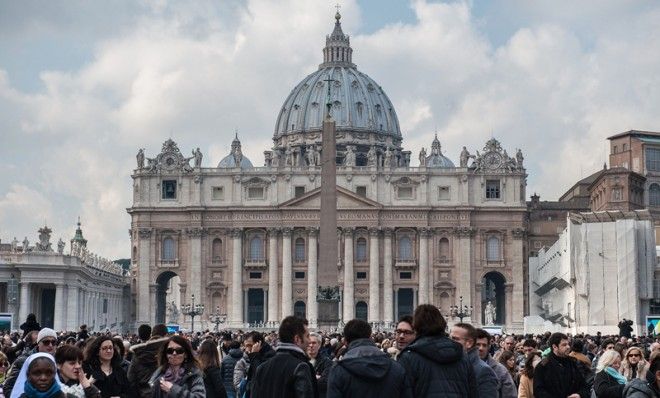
top-left (317, 74), bottom-right (340, 327)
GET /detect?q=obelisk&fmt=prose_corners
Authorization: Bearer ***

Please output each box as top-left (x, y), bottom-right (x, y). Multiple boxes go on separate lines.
top-left (317, 81), bottom-right (340, 327)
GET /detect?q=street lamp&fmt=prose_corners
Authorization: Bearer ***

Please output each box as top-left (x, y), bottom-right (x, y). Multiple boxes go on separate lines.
top-left (450, 296), bottom-right (473, 323)
top-left (181, 294), bottom-right (204, 333)
top-left (210, 306), bottom-right (226, 332)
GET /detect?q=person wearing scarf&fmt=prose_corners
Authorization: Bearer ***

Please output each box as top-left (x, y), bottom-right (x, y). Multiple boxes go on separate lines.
top-left (148, 336), bottom-right (205, 398)
top-left (594, 350), bottom-right (625, 398)
top-left (10, 352), bottom-right (70, 398)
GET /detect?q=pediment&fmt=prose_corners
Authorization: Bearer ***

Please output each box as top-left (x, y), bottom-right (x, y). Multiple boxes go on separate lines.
top-left (279, 186), bottom-right (382, 209)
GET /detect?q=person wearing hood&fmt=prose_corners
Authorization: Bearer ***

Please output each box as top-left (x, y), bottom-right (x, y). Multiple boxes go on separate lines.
top-left (398, 304), bottom-right (477, 397)
top-left (5, 329), bottom-right (59, 398)
top-left (127, 324), bottom-right (169, 398)
top-left (10, 353), bottom-right (69, 398)
top-left (219, 341), bottom-right (242, 398)
top-left (326, 319), bottom-right (411, 398)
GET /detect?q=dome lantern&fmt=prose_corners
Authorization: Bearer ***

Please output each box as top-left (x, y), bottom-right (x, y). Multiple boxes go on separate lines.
top-left (320, 12), bottom-right (354, 68)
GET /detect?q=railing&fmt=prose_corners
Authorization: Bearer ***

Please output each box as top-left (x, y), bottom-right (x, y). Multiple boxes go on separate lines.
top-left (244, 258), bottom-right (267, 269)
top-left (394, 258), bottom-right (417, 269)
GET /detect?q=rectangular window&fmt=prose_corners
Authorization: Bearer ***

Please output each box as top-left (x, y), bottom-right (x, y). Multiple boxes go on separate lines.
top-left (623, 143), bottom-right (627, 151)
top-left (249, 272), bottom-right (262, 279)
top-left (356, 271), bottom-right (367, 280)
top-left (485, 180), bottom-right (500, 199)
top-left (356, 186), bottom-right (367, 197)
top-left (212, 186), bottom-right (224, 200)
top-left (397, 186), bottom-right (413, 199)
top-left (645, 147), bottom-right (660, 171)
top-left (103, 299), bottom-right (108, 314)
top-left (162, 180), bottom-right (177, 199)
top-left (294, 186), bottom-right (306, 198)
top-left (248, 187), bottom-right (264, 199)
top-left (613, 145), bottom-right (618, 154)
top-left (294, 271), bottom-right (306, 279)
top-left (399, 272), bottom-right (412, 280)
top-left (438, 186), bottom-right (450, 200)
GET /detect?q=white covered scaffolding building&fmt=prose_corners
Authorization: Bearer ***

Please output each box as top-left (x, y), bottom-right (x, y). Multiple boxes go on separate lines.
top-left (528, 210), bottom-right (658, 335)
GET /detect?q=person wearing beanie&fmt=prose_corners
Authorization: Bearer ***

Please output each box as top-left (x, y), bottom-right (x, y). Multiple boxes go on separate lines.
top-left (4, 328), bottom-right (59, 397)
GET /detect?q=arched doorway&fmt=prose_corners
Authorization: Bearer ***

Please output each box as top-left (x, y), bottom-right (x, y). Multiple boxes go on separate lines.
top-left (156, 271), bottom-right (180, 324)
top-left (355, 301), bottom-right (368, 321)
top-left (482, 271), bottom-right (506, 325)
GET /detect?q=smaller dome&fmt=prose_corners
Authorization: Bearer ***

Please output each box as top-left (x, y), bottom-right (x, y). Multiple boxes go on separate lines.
top-left (426, 134), bottom-right (455, 168)
top-left (217, 134), bottom-right (253, 169)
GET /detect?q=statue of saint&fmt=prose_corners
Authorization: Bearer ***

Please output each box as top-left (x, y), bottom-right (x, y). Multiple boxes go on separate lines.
top-left (271, 149), bottom-right (280, 168)
top-left (419, 147), bottom-right (427, 167)
top-left (459, 146), bottom-right (470, 167)
top-left (11, 237), bottom-right (18, 252)
top-left (168, 301), bottom-right (180, 324)
top-left (22, 237), bottom-right (29, 252)
top-left (383, 147), bottom-right (393, 168)
top-left (344, 146), bottom-right (356, 167)
top-left (484, 301), bottom-right (496, 325)
top-left (285, 147), bottom-right (293, 167)
top-left (57, 238), bottom-right (65, 254)
top-left (367, 146), bottom-right (377, 166)
top-left (516, 149), bottom-right (524, 168)
top-left (193, 148), bottom-right (203, 167)
top-left (136, 149), bottom-right (145, 169)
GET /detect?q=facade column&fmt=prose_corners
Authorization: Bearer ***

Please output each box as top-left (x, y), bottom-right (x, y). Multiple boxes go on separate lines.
top-left (454, 224), bottom-right (475, 323)
top-left (418, 228), bottom-right (430, 305)
top-left (137, 228), bottom-right (152, 326)
top-left (383, 229), bottom-right (394, 324)
top-left (19, 282), bottom-right (30, 326)
top-left (53, 284), bottom-right (65, 331)
top-left (231, 229), bottom-right (243, 327)
top-left (66, 286), bottom-right (79, 331)
top-left (343, 228), bottom-right (354, 322)
top-left (281, 228), bottom-right (293, 317)
top-left (307, 228), bottom-right (318, 328)
top-left (368, 228), bottom-right (380, 323)
top-left (267, 228), bottom-right (279, 323)
top-left (187, 227), bottom-right (204, 310)
top-left (149, 285), bottom-right (157, 326)
top-left (510, 229), bottom-right (526, 332)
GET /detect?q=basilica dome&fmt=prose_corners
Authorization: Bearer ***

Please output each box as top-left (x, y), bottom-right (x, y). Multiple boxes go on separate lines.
top-left (272, 13), bottom-right (404, 166)
top-left (217, 134), bottom-right (253, 168)
top-left (426, 135), bottom-right (455, 168)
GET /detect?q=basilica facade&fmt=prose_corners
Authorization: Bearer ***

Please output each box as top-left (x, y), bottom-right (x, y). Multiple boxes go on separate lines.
top-left (128, 13), bottom-right (528, 332)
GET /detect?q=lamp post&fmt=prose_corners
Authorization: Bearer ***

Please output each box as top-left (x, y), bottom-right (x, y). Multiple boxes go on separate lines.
top-left (181, 294), bottom-right (204, 333)
top-left (450, 296), bottom-right (473, 323)
top-left (210, 306), bottom-right (226, 332)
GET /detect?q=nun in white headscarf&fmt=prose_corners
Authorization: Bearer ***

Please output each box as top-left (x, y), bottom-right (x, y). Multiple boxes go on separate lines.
top-left (10, 352), bottom-right (64, 398)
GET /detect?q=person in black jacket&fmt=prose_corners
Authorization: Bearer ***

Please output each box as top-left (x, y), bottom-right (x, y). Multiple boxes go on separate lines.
top-left (398, 304), bottom-right (477, 398)
top-left (533, 332), bottom-right (589, 398)
top-left (326, 319), bottom-right (412, 398)
top-left (251, 316), bottom-right (317, 398)
top-left (127, 324), bottom-right (169, 398)
top-left (82, 336), bottom-right (131, 398)
top-left (243, 331), bottom-right (274, 397)
top-left (593, 350), bottom-right (625, 398)
top-left (220, 341), bottom-right (242, 398)
top-left (197, 340), bottom-right (227, 398)
top-left (307, 333), bottom-right (332, 398)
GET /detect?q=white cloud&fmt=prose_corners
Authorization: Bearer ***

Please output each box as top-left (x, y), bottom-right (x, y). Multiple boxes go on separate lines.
top-left (1, 0), bottom-right (660, 257)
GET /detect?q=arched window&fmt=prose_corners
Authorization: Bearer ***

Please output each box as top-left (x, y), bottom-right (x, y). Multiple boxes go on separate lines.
top-left (162, 237), bottom-right (175, 260)
top-left (355, 237), bottom-right (367, 262)
top-left (356, 301), bottom-right (368, 321)
top-left (250, 236), bottom-right (263, 260)
top-left (294, 301), bottom-right (306, 318)
top-left (295, 238), bottom-right (306, 262)
top-left (439, 238), bottom-right (450, 260)
top-left (486, 236), bottom-right (500, 261)
top-left (212, 238), bottom-right (222, 262)
top-left (650, 184), bottom-right (660, 206)
top-left (398, 236), bottom-right (412, 260)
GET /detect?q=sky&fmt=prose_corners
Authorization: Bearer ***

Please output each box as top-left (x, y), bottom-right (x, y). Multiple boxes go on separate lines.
top-left (1, 0), bottom-right (660, 259)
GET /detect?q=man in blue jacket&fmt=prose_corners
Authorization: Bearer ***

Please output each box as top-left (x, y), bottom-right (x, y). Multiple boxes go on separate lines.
top-left (327, 319), bottom-right (412, 398)
top-left (450, 323), bottom-right (498, 398)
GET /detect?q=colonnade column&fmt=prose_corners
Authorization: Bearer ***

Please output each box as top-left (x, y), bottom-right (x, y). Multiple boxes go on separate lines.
top-left (19, 282), bottom-right (30, 325)
top-left (368, 228), bottom-right (380, 323)
top-left (281, 228), bottom-right (293, 317)
top-left (342, 228), bottom-right (354, 322)
top-left (66, 286), bottom-right (79, 331)
top-left (137, 228), bottom-right (152, 325)
top-left (53, 284), bottom-right (65, 331)
top-left (307, 228), bottom-right (318, 328)
top-left (231, 228), bottom-right (243, 327)
top-left (418, 228), bottom-right (430, 305)
top-left (267, 228), bottom-right (279, 323)
top-left (382, 229), bottom-right (394, 324)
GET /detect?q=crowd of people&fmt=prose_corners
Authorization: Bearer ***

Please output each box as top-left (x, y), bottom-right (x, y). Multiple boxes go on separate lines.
top-left (0, 307), bottom-right (659, 398)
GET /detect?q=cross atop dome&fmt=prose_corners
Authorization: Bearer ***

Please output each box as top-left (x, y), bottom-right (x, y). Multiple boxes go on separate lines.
top-left (321, 9), bottom-right (354, 68)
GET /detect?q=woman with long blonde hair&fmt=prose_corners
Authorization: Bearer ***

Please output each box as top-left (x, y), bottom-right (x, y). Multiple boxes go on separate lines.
top-left (620, 346), bottom-right (649, 381)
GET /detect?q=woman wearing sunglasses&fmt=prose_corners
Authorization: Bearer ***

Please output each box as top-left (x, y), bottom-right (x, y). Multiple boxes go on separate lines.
top-left (148, 336), bottom-right (205, 398)
top-left (621, 346), bottom-right (649, 382)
